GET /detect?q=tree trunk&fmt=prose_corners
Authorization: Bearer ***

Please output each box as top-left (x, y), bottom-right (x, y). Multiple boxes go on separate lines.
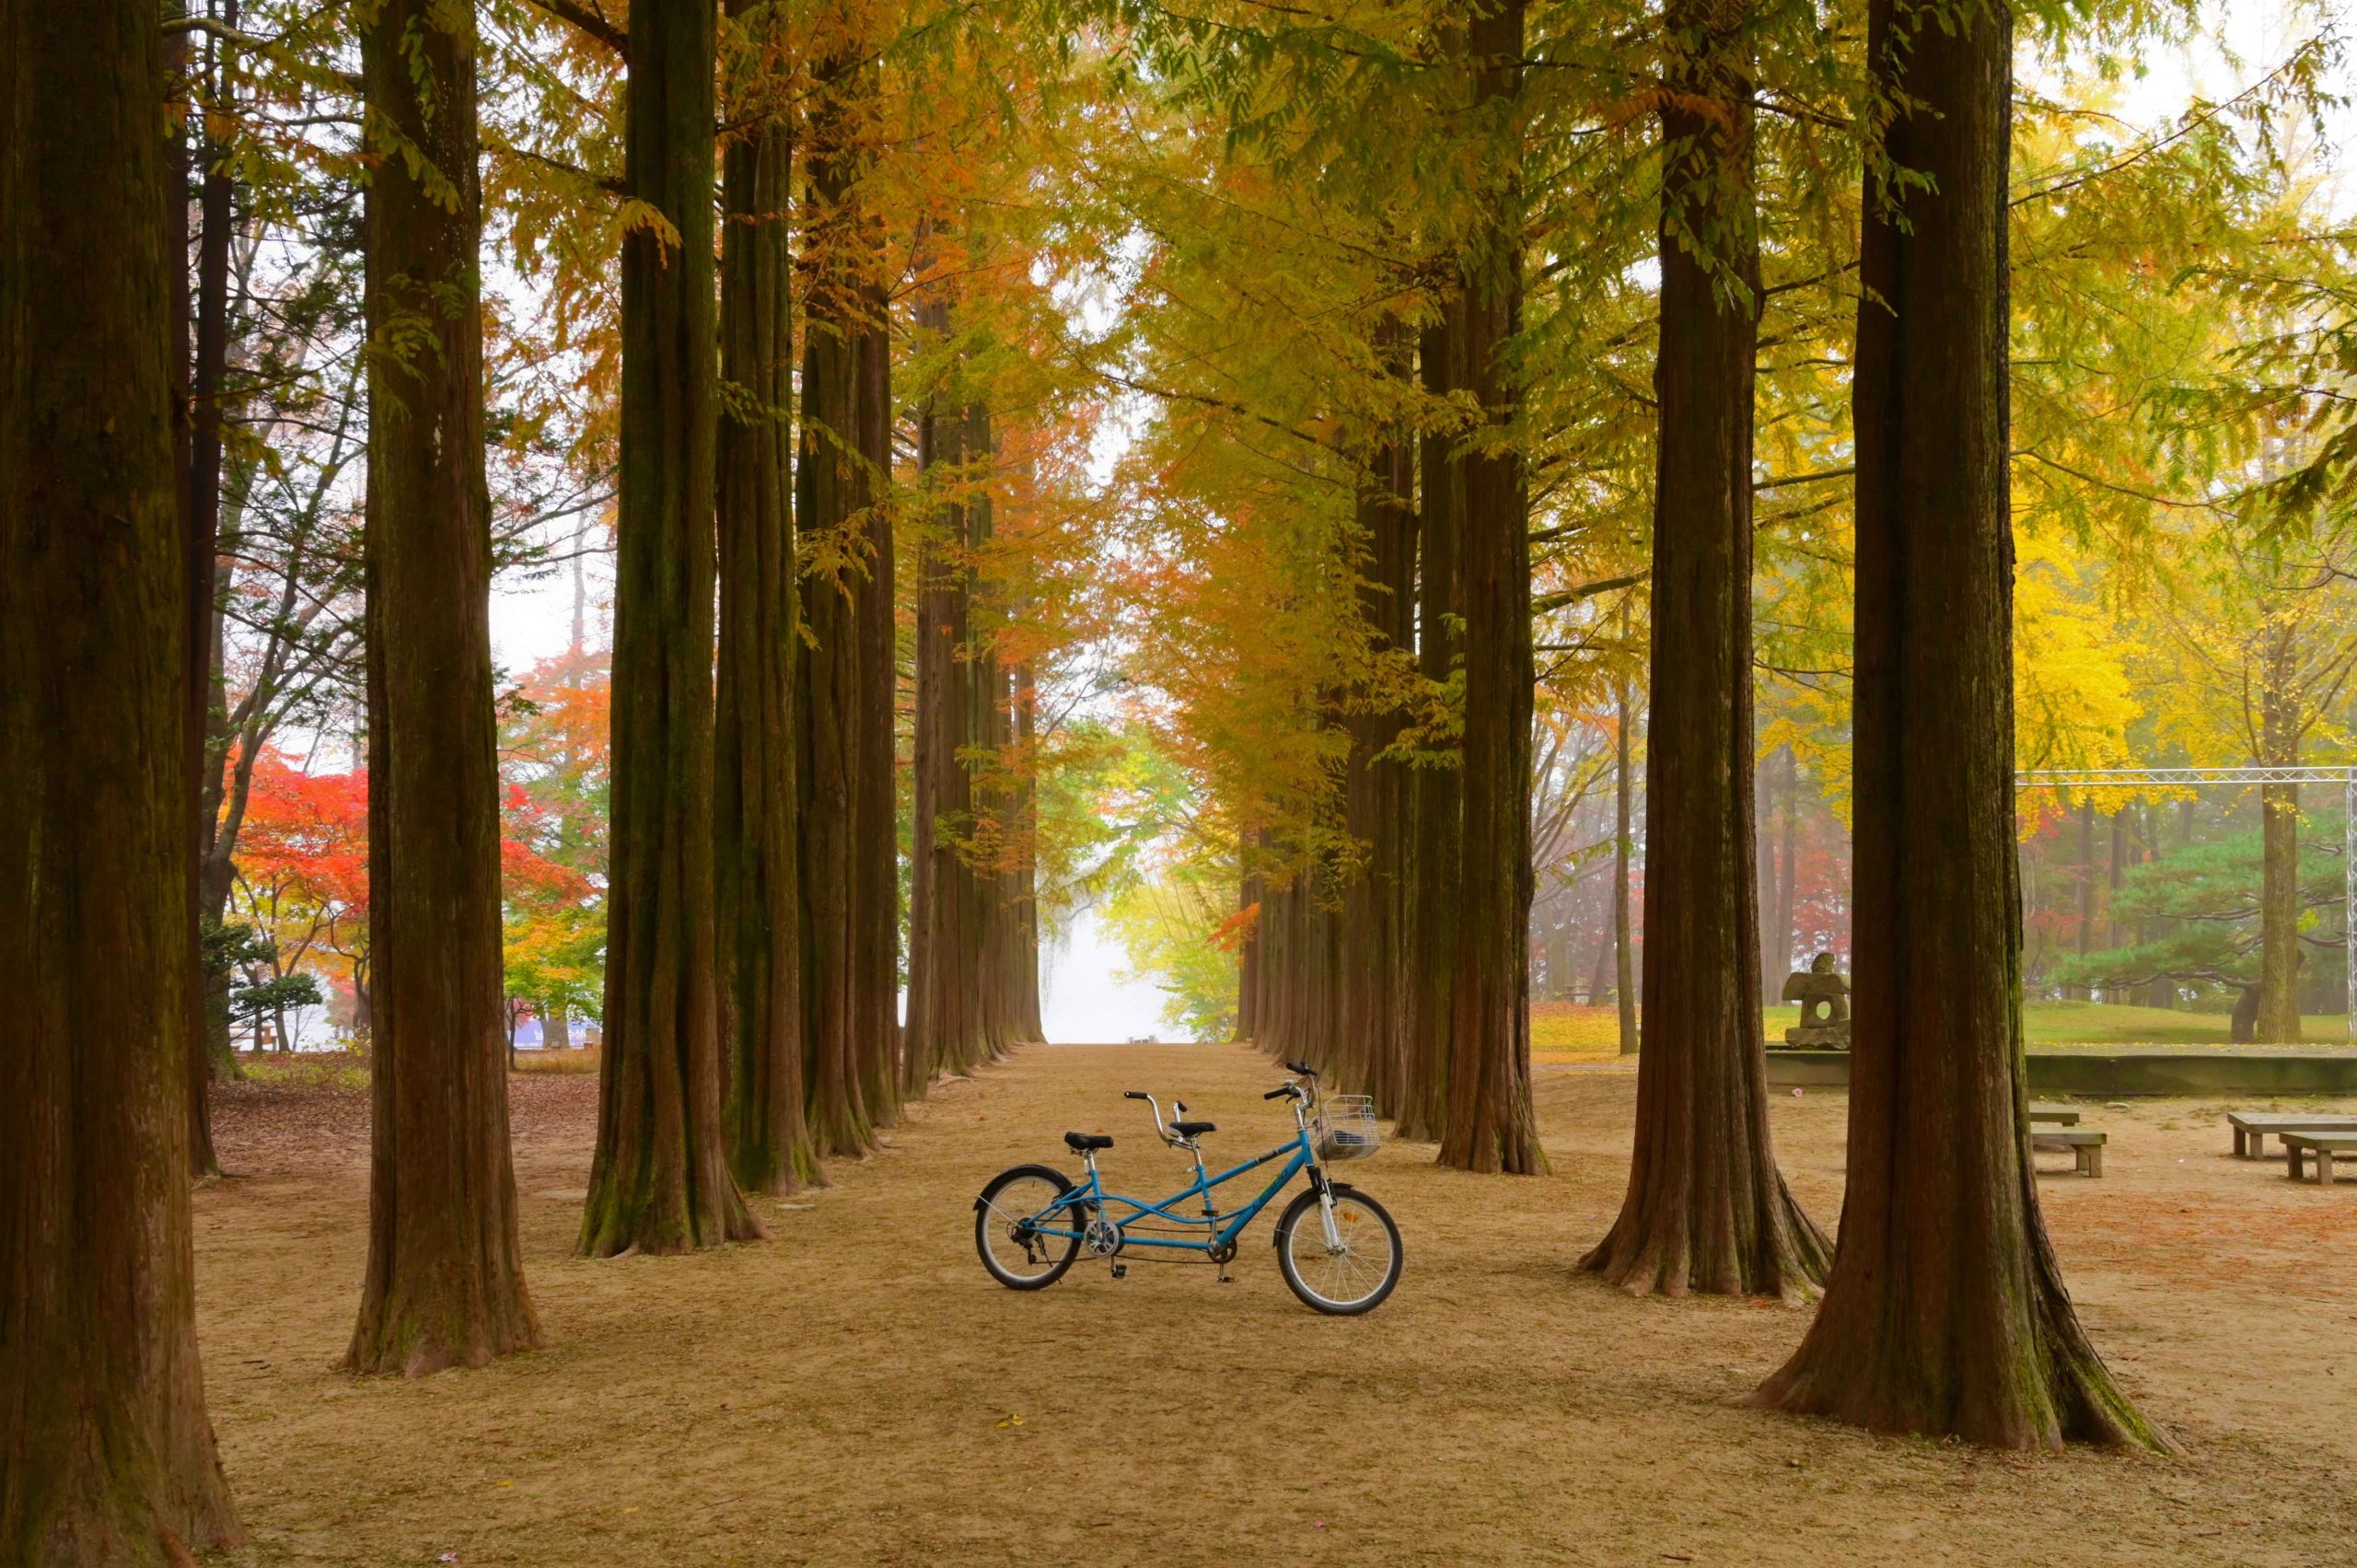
top-left (796, 51), bottom-right (881, 1156)
top-left (2256, 681), bottom-right (2302, 1042)
top-left (908, 296), bottom-right (970, 1087)
top-left (1753, 0), bottom-right (2166, 1448)
top-left (852, 258), bottom-right (900, 1127)
top-left (1339, 325), bottom-right (1416, 1110)
top-left (1438, 0), bottom-right (1541, 1175)
top-left (345, 0), bottom-right (543, 1376)
top-left (1614, 641), bottom-right (1638, 1054)
top-left (715, 3), bottom-right (819, 1195)
top-left (1, 1), bottom-right (244, 1553)
top-left (1395, 308), bottom-right (1462, 1143)
top-left (582, 0), bottom-right (761, 1255)
top-left (168, 11), bottom-right (224, 1180)
top-left (548, 1003), bottom-right (571, 1052)
top-left (1584, 2), bottom-right (1827, 1294)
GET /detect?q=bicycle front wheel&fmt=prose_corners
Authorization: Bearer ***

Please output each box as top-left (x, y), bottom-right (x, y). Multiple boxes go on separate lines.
top-left (1273, 1184), bottom-right (1401, 1315)
top-left (974, 1164), bottom-right (1083, 1290)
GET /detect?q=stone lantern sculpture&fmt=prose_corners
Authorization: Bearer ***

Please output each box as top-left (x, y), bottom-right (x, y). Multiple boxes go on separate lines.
top-left (1779, 951), bottom-right (1850, 1050)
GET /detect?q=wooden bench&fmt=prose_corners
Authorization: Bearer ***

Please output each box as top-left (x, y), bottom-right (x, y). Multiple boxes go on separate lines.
top-left (2227, 1111), bottom-right (2357, 1159)
top-left (2032, 1128), bottom-right (2106, 1177)
top-left (2028, 1105), bottom-right (2079, 1126)
top-left (2281, 1132), bottom-right (2357, 1187)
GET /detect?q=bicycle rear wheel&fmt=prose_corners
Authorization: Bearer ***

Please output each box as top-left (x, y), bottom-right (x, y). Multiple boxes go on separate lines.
top-left (974, 1164), bottom-right (1083, 1290)
top-left (1273, 1184), bottom-right (1401, 1315)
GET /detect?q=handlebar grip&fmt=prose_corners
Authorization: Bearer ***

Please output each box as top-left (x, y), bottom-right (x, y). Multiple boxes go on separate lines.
top-left (1263, 1086), bottom-right (1291, 1100)
top-left (1285, 1061), bottom-right (1318, 1077)
top-left (1124, 1091), bottom-right (1149, 1100)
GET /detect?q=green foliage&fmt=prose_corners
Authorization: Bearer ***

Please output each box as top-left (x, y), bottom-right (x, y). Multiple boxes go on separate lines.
top-left (2052, 816), bottom-right (2349, 990)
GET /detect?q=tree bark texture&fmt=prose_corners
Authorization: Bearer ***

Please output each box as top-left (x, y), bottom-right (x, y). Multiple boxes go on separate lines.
top-left (1396, 309), bottom-right (1462, 1143)
top-left (1336, 327), bottom-right (1417, 1110)
top-left (1, 0), bottom-right (244, 1554)
top-left (168, 13), bottom-right (225, 1179)
top-left (2256, 679), bottom-right (2302, 1041)
top-left (909, 303), bottom-right (1027, 1085)
top-left (715, 2), bottom-right (819, 1195)
top-left (1438, 0), bottom-right (1542, 1175)
top-left (1754, 0), bottom-right (2166, 1449)
top-left (1614, 646), bottom-right (1638, 1053)
top-left (348, 0), bottom-right (543, 1372)
top-left (796, 53), bottom-right (888, 1154)
top-left (583, 0), bottom-right (760, 1255)
top-left (1583, 1), bottom-right (1828, 1295)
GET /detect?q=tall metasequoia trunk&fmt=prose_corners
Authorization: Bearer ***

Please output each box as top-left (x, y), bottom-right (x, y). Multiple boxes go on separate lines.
top-left (796, 52), bottom-right (884, 1155)
top-left (2256, 679), bottom-right (2302, 1041)
top-left (852, 263), bottom-right (900, 1126)
top-left (1614, 645), bottom-right (1638, 1053)
top-left (715, 3), bottom-right (819, 1195)
top-left (909, 301), bottom-right (1026, 1084)
top-left (168, 13), bottom-right (225, 1180)
top-left (192, 3), bottom-right (244, 1088)
top-left (1, 0), bottom-right (244, 1554)
top-left (1438, 0), bottom-right (1541, 1175)
top-left (1338, 330), bottom-right (1417, 1110)
top-left (582, 0), bottom-right (760, 1255)
top-left (1396, 309), bottom-right (1463, 1142)
top-left (1584, 1), bottom-right (1827, 1294)
top-left (1003, 655), bottom-right (1047, 1044)
top-left (908, 300), bottom-right (976, 1085)
top-left (348, 0), bottom-right (542, 1373)
top-left (1754, 0), bottom-right (2165, 1448)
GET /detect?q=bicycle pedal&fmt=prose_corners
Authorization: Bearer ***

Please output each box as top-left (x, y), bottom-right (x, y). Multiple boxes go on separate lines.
top-left (1109, 1264), bottom-right (1126, 1280)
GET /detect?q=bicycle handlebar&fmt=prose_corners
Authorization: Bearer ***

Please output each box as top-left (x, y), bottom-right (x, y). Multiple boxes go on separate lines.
top-left (1123, 1090), bottom-right (1148, 1100)
top-left (1285, 1061), bottom-right (1318, 1078)
top-left (1262, 1086), bottom-right (1291, 1100)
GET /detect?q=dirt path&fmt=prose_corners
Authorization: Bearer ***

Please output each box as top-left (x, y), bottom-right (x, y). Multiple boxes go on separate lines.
top-left (194, 1042), bottom-right (2356, 1566)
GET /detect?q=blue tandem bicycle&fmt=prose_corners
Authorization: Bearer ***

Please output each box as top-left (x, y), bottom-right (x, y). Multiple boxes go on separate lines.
top-left (971, 1062), bottom-right (1403, 1315)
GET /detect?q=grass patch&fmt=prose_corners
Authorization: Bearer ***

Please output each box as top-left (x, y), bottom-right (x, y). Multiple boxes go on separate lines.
top-left (233, 1051), bottom-right (371, 1092)
top-left (1527, 998), bottom-right (2351, 1057)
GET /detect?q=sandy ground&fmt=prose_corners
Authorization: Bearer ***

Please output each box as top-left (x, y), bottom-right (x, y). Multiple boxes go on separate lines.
top-left (193, 1042), bottom-right (2357, 1567)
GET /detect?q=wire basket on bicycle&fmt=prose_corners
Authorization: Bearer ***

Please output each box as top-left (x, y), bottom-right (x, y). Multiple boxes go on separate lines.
top-left (1313, 1094), bottom-right (1382, 1161)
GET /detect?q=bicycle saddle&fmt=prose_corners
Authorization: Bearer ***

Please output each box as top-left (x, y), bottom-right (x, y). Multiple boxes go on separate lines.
top-left (1172, 1120), bottom-right (1216, 1139)
top-left (1064, 1131), bottom-right (1114, 1152)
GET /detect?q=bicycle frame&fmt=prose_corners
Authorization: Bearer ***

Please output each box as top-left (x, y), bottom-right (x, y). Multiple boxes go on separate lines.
top-left (1030, 1125), bottom-right (1323, 1254)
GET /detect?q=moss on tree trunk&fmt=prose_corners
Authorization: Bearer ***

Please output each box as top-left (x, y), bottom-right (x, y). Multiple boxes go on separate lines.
top-left (0, 1), bottom-right (244, 1554)
top-left (1753, 0), bottom-right (2166, 1449)
top-left (582, 0), bottom-right (761, 1256)
top-left (1584, 0), bottom-right (1827, 1295)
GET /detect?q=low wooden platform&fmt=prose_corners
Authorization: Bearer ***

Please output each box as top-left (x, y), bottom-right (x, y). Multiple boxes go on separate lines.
top-left (2228, 1111), bottom-right (2357, 1158)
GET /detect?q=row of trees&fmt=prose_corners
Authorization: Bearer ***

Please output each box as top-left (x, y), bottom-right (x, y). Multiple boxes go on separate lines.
top-left (6, 0), bottom-right (1086, 1556)
top-left (1098, 0), bottom-right (2349, 1453)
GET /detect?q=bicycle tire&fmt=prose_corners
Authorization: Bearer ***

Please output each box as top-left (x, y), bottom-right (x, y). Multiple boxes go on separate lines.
top-left (974, 1164), bottom-right (1084, 1290)
top-left (1272, 1183), bottom-right (1402, 1315)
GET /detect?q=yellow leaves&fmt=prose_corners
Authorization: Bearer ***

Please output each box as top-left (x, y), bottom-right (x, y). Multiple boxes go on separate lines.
top-left (2013, 528), bottom-right (2144, 780)
top-left (611, 198), bottom-right (683, 260)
